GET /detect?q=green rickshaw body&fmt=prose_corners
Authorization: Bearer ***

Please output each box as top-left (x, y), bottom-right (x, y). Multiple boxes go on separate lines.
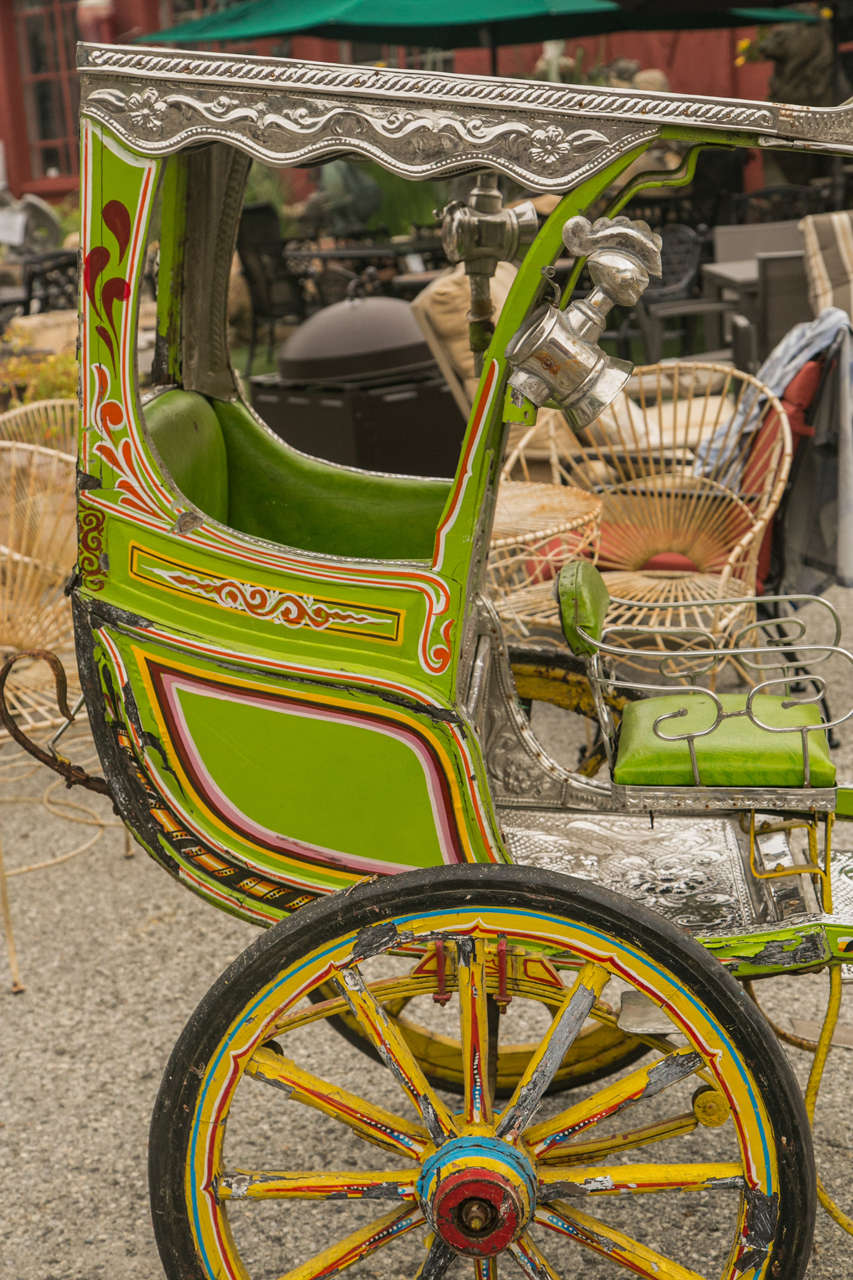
top-left (76, 112), bottom-right (510, 924)
top-left (74, 43), bottom-right (853, 932)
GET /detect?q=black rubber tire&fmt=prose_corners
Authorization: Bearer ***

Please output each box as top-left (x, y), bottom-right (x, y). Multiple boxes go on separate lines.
top-left (150, 864), bottom-right (816, 1280)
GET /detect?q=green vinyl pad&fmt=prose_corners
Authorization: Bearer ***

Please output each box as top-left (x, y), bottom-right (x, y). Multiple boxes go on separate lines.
top-left (614, 691), bottom-right (836, 788)
top-left (557, 560), bottom-right (611, 657)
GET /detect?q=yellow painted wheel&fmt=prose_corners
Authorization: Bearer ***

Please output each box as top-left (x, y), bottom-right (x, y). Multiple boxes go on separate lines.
top-left (311, 656), bottom-right (642, 1093)
top-left (150, 865), bottom-right (814, 1280)
top-left (314, 952), bottom-right (650, 1096)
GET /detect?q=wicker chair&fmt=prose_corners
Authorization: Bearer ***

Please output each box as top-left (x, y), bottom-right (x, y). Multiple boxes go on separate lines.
top-left (0, 398), bottom-right (76, 453)
top-left (501, 361), bottom-right (792, 650)
top-left (0, 439), bottom-right (78, 733)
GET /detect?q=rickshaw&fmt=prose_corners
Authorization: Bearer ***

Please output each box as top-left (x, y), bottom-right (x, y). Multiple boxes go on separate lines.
top-left (5, 38), bottom-right (853, 1280)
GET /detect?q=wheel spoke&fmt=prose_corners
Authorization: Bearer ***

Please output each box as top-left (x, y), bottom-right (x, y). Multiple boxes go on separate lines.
top-left (537, 1112), bottom-right (698, 1164)
top-left (508, 1232), bottom-right (561, 1279)
top-left (535, 1199), bottom-right (708, 1279)
top-left (275, 1203), bottom-right (425, 1280)
top-left (497, 962), bottom-right (610, 1142)
top-left (246, 1044), bottom-right (427, 1159)
top-left (276, 976), bottom-right (434, 1034)
top-left (525, 1046), bottom-right (703, 1156)
top-left (414, 1236), bottom-right (456, 1279)
top-left (538, 1160), bottom-right (744, 1198)
top-left (334, 965), bottom-right (457, 1143)
top-left (457, 938), bottom-right (493, 1124)
top-left (473, 1259), bottom-right (497, 1279)
top-left (217, 1167), bottom-right (419, 1201)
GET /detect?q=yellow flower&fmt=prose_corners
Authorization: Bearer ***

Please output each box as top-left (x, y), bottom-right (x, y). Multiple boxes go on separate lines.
top-left (734, 55), bottom-right (746, 67)
top-left (736, 37), bottom-right (751, 52)
top-left (820, 7), bottom-right (833, 18)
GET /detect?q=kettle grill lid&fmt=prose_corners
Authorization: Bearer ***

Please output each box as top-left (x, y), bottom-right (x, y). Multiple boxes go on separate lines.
top-left (278, 295), bottom-right (434, 383)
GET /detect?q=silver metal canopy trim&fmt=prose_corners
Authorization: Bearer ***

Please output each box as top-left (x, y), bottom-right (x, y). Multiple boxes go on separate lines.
top-left (77, 44), bottom-right (853, 191)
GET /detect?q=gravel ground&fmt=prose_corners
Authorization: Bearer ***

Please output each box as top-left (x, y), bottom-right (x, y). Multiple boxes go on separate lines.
top-left (2, 587), bottom-right (853, 1280)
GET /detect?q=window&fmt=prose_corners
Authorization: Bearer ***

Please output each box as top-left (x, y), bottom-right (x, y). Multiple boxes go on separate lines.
top-left (405, 49), bottom-right (455, 74)
top-left (14, 0), bottom-right (79, 181)
top-left (340, 44), bottom-right (455, 73)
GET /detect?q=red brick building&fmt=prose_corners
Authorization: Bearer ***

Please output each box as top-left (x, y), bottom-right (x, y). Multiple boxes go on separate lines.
top-left (0, 0), bottom-right (773, 200)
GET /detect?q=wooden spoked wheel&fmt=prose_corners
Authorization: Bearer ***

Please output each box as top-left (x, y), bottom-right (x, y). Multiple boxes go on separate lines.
top-left (150, 866), bottom-right (814, 1280)
top-left (312, 943), bottom-right (648, 1098)
top-left (314, 651), bottom-right (639, 1089)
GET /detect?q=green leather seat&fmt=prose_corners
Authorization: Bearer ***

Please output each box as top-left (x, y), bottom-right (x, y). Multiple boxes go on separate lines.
top-left (614, 691), bottom-right (836, 788)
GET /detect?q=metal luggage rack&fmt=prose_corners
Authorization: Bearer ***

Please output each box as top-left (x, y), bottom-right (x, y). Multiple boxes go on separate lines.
top-left (563, 590), bottom-right (853, 915)
top-left (585, 593), bottom-right (851, 783)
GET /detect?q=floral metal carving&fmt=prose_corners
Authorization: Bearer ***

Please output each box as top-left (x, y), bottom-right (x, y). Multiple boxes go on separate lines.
top-left (84, 81), bottom-right (642, 190)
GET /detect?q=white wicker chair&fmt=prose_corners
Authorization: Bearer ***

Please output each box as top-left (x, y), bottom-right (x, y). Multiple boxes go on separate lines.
top-left (501, 361), bottom-right (792, 650)
top-left (0, 398), bottom-right (76, 454)
top-left (0, 439), bottom-right (78, 733)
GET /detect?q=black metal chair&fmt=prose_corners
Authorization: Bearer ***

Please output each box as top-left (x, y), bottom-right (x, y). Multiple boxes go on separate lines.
top-left (730, 184), bottom-right (828, 224)
top-left (625, 223), bottom-right (738, 363)
top-left (236, 203), bottom-right (307, 377)
top-left (23, 249), bottom-right (78, 313)
top-left (311, 264), bottom-right (360, 308)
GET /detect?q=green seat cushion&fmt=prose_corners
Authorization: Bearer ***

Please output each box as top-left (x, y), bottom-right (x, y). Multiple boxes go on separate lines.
top-left (614, 691), bottom-right (836, 788)
top-left (144, 390), bottom-right (229, 524)
top-left (557, 560), bottom-right (610, 656)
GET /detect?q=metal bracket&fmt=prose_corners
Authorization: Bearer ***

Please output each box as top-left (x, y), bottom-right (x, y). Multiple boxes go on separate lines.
top-left (0, 650), bottom-right (111, 796)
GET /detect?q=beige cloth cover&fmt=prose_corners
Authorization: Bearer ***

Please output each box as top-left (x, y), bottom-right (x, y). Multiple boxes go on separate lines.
top-left (411, 262), bottom-right (584, 457)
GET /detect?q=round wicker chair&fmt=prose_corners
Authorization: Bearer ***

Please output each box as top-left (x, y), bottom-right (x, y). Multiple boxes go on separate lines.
top-left (500, 361), bottom-right (792, 650)
top-left (0, 440), bottom-right (78, 733)
top-left (0, 398), bottom-right (76, 454)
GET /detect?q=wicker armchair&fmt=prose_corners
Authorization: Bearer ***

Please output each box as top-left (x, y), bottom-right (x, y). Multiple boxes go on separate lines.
top-left (0, 438), bottom-right (78, 732)
top-left (501, 361), bottom-right (792, 649)
top-left (0, 398), bottom-right (76, 453)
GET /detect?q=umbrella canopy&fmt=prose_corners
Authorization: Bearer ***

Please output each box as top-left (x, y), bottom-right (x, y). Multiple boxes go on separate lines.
top-left (138, 1), bottom-right (816, 50)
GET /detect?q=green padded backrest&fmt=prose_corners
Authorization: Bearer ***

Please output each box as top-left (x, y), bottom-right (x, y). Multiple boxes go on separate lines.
top-left (557, 560), bottom-right (611, 656)
top-left (143, 390), bottom-right (229, 524)
top-left (211, 397), bottom-right (451, 561)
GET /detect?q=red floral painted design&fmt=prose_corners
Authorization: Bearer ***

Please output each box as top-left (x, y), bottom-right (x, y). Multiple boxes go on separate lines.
top-left (167, 571), bottom-right (378, 633)
top-left (84, 199), bottom-right (131, 373)
top-left (89, 364), bottom-right (166, 522)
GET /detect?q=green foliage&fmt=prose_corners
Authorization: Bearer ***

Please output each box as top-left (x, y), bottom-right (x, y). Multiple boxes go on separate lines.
top-left (244, 162), bottom-right (301, 236)
top-left (54, 196), bottom-right (81, 242)
top-left (361, 162), bottom-right (447, 236)
top-left (0, 339), bottom-right (78, 409)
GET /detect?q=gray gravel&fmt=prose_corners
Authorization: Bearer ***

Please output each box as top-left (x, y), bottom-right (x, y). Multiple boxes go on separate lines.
top-left (2, 587), bottom-right (853, 1279)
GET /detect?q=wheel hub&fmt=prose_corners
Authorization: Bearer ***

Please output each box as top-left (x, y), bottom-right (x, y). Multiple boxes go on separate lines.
top-left (417, 1137), bottom-right (536, 1257)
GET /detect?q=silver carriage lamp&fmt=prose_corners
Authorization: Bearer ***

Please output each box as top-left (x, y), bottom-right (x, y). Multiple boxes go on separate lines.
top-left (440, 174), bottom-right (541, 373)
top-left (506, 215), bottom-right (663, 431)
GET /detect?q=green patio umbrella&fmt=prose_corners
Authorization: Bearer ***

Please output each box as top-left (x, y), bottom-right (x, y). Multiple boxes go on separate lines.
top-left (138, 0), bottom-right (817, 66)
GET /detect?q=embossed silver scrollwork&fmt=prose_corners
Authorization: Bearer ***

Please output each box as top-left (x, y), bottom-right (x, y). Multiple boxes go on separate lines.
top-left (85, 80), bottom-right (655, 190)
top-left (79, 42), bottom-right (853, 189)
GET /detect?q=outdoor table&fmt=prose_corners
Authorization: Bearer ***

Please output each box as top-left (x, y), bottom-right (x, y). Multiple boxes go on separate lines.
top-left (0, 285), bottom-right (28, 309)
top-left (286, 238), bottom-right (445, 265)
top-left (391, 269), bottom-right (444, 300)
top-left (700, 258), bottom-right (759, 346)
